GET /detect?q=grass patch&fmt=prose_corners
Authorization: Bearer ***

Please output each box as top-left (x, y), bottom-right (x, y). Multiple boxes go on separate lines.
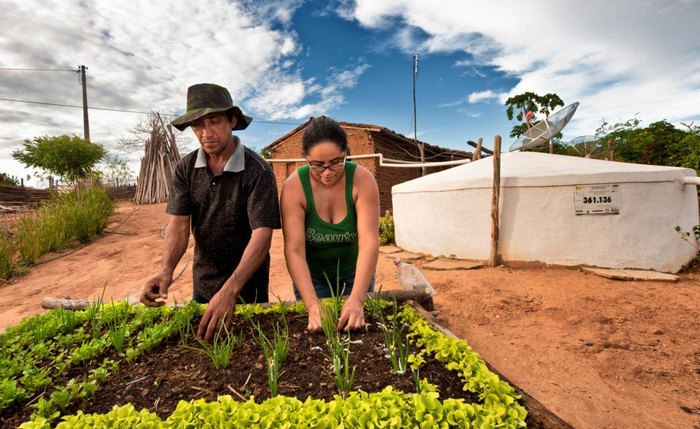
top-left (0, 230), bottom-right (16, 280)
top-left (0, 187), bottom-right (114, 280)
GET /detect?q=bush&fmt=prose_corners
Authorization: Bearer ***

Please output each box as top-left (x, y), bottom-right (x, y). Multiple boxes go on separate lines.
top-left (15, 188), bottom-right (114, 265)
top-left (0, 231), bottom-right (18, 280)
top-left (379, 210), bottom-right (395, 246)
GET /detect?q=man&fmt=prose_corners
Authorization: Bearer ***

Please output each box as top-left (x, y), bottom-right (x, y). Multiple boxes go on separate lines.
top-left (140, 83), bottom-right (281, 341)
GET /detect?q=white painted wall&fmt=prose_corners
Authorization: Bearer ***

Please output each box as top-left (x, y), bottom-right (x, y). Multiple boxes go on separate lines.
top-left (392, 152), bottom-right (699, 273)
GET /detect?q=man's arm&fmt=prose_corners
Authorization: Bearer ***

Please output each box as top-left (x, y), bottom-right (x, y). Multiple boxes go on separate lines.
top-left (141, 214), bottom-right (190, 306)
top-left (198, 227), bottom-right (273, 340)
top-left (198, 157), bottom-right (280, 340)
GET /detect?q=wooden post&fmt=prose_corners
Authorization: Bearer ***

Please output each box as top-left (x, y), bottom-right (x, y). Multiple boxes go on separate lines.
top-left (489, 135), bottom-right (501, 267)
top-left (472, 137), bottom-right (483, 161)
top-left (80, 65), bottom-right (90, 142)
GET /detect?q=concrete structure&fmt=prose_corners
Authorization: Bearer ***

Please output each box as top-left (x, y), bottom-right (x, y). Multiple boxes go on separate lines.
top-left (264, 119), bottom-right (471, 213)
top-left (393, 152), bottom-right (699, 273)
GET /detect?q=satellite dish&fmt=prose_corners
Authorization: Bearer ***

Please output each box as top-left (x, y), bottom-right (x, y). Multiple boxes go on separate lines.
top-left (509, 102), bottom-right (579, 152)
top-left (565, 135), bottom-right (602, 158)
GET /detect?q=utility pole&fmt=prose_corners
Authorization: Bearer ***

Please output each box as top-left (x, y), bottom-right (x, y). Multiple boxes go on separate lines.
top-left (412, 54), bottom-right (425, 176)
top-left (79, 65), bottom-right (90, 142)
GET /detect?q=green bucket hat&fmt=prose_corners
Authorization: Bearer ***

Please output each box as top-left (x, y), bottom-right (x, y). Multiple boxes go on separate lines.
top-left (171, 83), bottom-right (252, 131)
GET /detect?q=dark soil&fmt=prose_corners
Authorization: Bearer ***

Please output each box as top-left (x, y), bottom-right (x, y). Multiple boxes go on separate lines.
top-left (2, 309), bottom-right (487, 428)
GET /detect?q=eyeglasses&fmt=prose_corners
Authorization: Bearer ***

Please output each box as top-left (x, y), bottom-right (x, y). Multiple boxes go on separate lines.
top-left (307, 155), bottom-right (346, 173)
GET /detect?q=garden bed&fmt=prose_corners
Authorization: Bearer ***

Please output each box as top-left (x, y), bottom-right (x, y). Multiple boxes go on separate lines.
top-left (0, 298), bottom-right (551, 428)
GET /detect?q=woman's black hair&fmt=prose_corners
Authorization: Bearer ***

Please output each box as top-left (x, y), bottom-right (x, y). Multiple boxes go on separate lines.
top-left (301, 116), bottom-right (349, 156)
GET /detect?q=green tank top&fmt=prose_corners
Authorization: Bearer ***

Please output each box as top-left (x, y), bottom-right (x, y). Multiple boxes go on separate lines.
top-left (298, 162), bottom-right (359, 279)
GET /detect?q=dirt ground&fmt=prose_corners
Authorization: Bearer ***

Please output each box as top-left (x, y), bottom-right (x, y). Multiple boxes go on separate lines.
top-left (0, 201), bottom-right (698, 429)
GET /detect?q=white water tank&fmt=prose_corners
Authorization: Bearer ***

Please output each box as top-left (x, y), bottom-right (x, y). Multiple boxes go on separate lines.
top-left (392, 152), bottom-right (698, 273)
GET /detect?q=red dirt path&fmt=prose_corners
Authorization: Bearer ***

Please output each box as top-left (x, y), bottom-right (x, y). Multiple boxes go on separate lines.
top-left (0, 201), bottom-right (698, 429)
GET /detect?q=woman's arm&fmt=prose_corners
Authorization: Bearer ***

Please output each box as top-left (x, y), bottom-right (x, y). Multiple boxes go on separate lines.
top-left (338, 165), bottom-right (380, 331)
top-left (281, 173), bottom-right (323, 331)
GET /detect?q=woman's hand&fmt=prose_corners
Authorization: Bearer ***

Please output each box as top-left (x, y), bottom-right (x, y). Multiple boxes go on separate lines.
top-left (306, 302), bottom-right (322, 332)
top-left (337, 296), bottom-right (365, 331)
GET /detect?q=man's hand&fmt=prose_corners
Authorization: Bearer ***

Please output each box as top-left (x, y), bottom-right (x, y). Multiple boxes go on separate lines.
top-left (198, 287), bottom-right (238, 341)
top-left (337, 296), bottom-right (365, 331)
top-left (306, 302), bottom-right (322, 332)
top-left (140, 272), bottom-right (172, 307)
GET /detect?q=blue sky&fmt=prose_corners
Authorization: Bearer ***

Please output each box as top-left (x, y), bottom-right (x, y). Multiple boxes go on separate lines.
top-left (1, 0), bottom-right (699, 185)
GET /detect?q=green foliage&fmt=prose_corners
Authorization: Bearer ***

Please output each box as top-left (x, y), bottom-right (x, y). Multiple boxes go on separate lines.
top-left (0, 230), bottom-right (19, 280)
top-left (14, 187), bottom-right (114, 265)
top-left (249, 317), bottom-right (289, 397)
top-left (12, 135), bottom-right (106, 185)
top-left (382, 301), bottom-right (412, 374)
top-left (0, 379), bottom-right (26, 410)
top-left (401, 305), bottom-right (527, 427)
top-left (505, 92), bottom-right (564, 138)
top-left (679, 132), bottom-right (700, 172)
top-left (96, 154), bottom-right (134, 187)
top-left (591, 117), bottom-right (700, 171)
top-left (187, 323), bottom-right (243, 370)
top-left (636, 120), bottom-right (688, 165)
top-left (319, 297), bottom-right (356, 398)
top-left (0, 172), bottom-right (20, 186)
top-left (105, 303), bottom-right (132, 354)
top-left (8, 299), bottom-right (527, 428)
top-left (171, 300), bottom-right (202, 345)
top-left (259, 147), bottom-right (272, 159)
top-left (379, 210), bottom-right (395, 245)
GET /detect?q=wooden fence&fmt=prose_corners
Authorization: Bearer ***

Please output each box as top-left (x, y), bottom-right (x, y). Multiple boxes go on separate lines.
top-left (0, 184), bottom-right (137, 212)
top-left (0, 185), bottom-right (52, 209)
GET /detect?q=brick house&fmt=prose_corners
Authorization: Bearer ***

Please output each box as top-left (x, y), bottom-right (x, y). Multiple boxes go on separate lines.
top-left (263, 119), bottom-right (472, 213)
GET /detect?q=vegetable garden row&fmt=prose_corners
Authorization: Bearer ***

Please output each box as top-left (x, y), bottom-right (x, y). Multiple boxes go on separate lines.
top-left (1, 296), bottom-right (529, 428)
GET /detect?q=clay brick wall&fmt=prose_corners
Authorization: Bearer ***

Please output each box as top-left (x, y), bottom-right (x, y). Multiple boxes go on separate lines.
top-left (266, 123), bottom-right (470, 214)
top-left (267, 126), bottom-right (382, 202)
top-left (268, 128), bottom-right (306, 195)
top-left (372, 136), bottom-right (421, 214)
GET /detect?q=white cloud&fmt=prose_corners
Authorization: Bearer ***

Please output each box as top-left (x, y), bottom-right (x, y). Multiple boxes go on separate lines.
top-left (248, 62), bottom-right (370, 120)
top-left (0, 0), bottom-right (372, 183)
top-left (437, 99), bottom-right (465, 108)
top-left (343, 0), bottom-right (700, 135)
top-left (468, 90), bottom-right (502, 104)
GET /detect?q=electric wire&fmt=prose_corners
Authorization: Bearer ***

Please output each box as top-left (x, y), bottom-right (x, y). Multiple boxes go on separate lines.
top-left (0, 67), bottom-right (78, 72)
top-left (0, 97), bottom-right (302, 125)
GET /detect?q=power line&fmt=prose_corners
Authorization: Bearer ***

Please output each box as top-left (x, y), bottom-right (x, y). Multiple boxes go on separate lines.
top-left (0, 97), bottom-right (152, 114)
top-left (0, 96), bottom-right (302, 125)
top-left (0, 67), bottom-right (77, 72)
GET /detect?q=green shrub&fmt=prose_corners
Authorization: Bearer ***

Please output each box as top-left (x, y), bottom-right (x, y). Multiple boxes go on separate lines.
top-left (379, 210), bottom-right (395, 245)
top-left (14, 188), bottom-right (114, 265)
top-left (0, 231), bottom-right (18, 280)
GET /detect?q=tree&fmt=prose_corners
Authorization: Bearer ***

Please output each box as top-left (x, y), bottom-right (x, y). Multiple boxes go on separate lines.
top-left (594, 117), bottom-right (700, 171)
top-left (638, 120), bottom-right (687, 166)
top-left (594, 116), bottom-right (642, 162)
top-left (117, 111), bottom-right (189, 154)
top-left (505, 92), bottom-right (565, 138)
top-left (97, 155), bottom-right (134, 187)
top-left (679, 132), bottom-right (700, 172)
top-left (12, 134), bottom-right (106, 186)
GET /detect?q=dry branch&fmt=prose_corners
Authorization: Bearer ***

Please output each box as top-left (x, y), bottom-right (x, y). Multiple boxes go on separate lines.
top-left (41, 289), bottom-right (433, 311)
top-left (133, 113), bottom-right (181, 205)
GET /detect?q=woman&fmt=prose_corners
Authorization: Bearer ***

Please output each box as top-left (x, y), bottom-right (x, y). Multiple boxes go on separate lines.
top-left (280, 116), bottom-right (380, 332)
